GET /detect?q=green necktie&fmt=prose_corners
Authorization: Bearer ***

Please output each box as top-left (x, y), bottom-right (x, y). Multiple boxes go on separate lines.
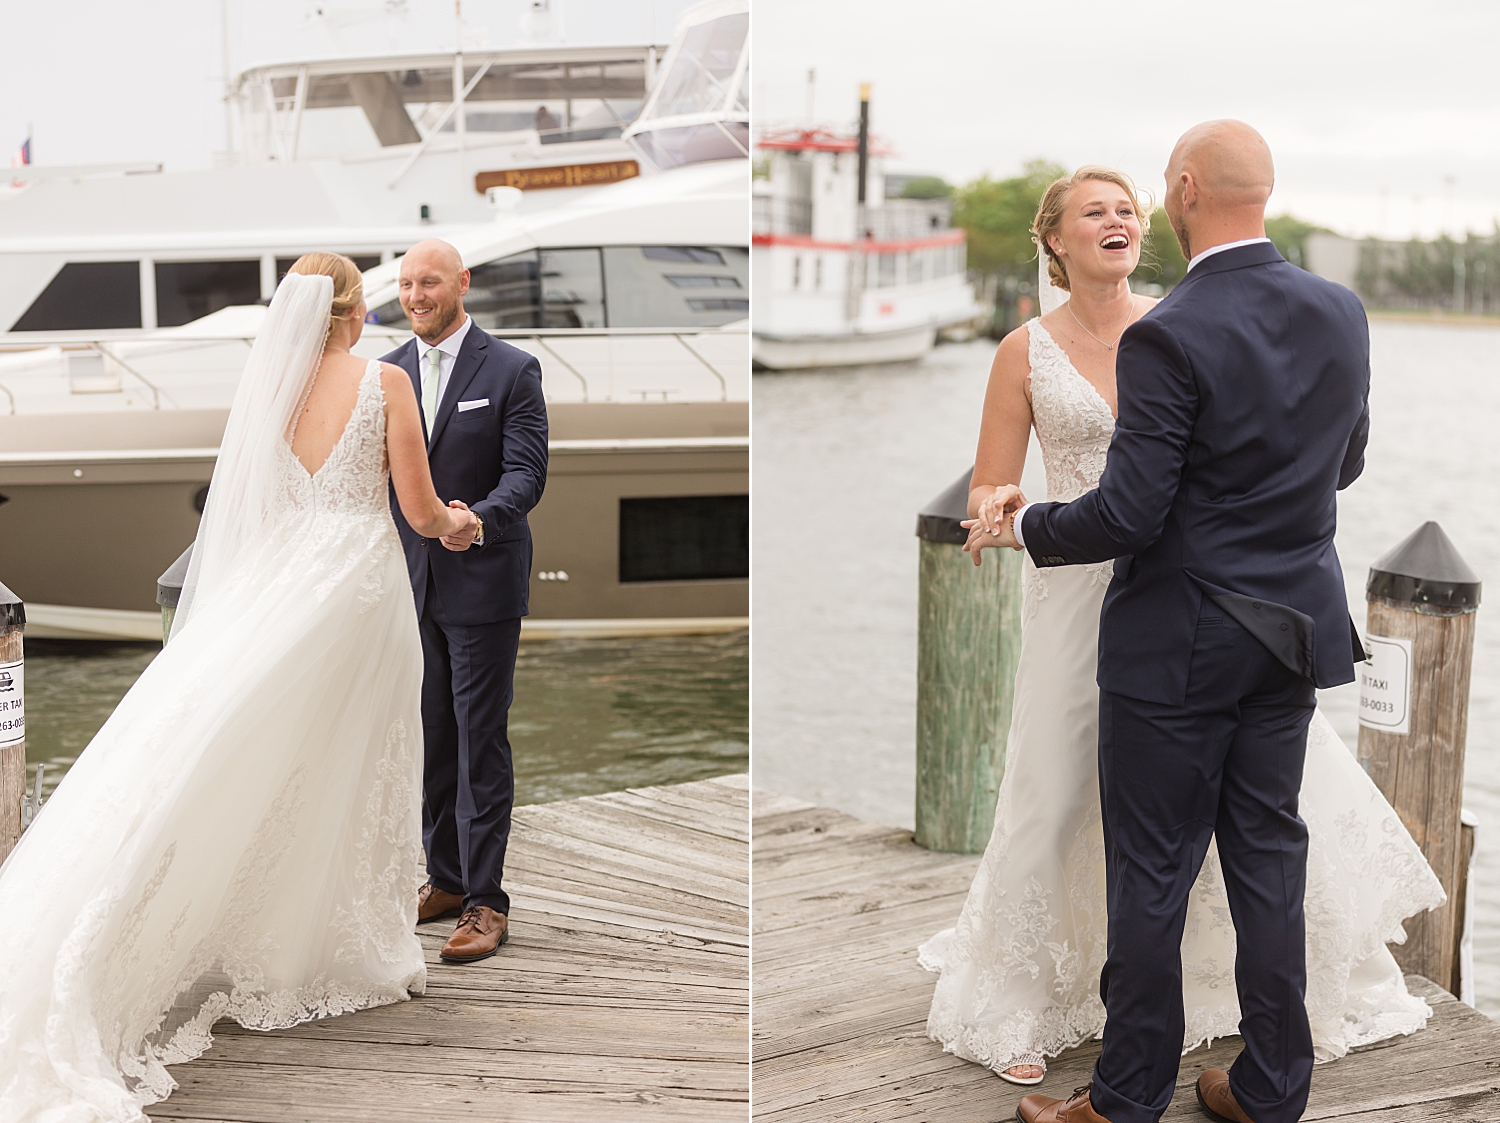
top-left (422, 347), bottom-right (442, 433)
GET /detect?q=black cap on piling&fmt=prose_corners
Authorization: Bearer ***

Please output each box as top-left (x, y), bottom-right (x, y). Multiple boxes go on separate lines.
top-left (0, 580), bottom-right (23, 630)
top-left (156, 544), bottom-right (194, 610)
top-left (1367, 521), bottom-right (1481, 611)
top-left (916, 470), bottom-right (972, 546)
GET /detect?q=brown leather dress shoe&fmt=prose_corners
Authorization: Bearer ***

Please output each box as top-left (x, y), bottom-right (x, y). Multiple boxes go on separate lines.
top-left (417, 882), bottom-right (464, 923)
top-left (439, 905), bottom-right (509, 963)
top-left (1196, 1069), bottom-right (1258, 1123)
top-left (1016, 1084), bottom-right (1115, 1123)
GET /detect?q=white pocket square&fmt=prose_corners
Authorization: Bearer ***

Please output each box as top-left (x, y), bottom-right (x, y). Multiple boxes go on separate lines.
top-left (457, 398), bottom-right (490, 412)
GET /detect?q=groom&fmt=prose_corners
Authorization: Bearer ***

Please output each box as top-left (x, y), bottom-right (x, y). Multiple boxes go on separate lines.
top-left (383, 239), bottom-right (548, 964)
top-left (981, 123), bottom-right (1369, 1123)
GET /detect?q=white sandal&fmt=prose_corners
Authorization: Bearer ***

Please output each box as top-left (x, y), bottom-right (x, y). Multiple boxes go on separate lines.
top-left (998, 1063), bottom-right (1046, 1086)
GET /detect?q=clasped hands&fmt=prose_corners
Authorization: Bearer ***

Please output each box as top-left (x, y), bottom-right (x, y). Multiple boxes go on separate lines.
top-left (961, 484), bottom-right (1027, 566)
top-left (440, 500), bottom-right (480, 551)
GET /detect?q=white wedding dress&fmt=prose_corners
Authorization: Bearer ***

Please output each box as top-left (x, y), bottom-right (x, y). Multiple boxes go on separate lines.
top-left (919, 319), bottom-right (1447, 1075)
top-left (0, 278), bottom-right (426, 1122)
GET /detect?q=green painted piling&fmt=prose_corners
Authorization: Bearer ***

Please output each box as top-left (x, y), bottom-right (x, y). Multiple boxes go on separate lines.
top-left (914, 472), bottom-right (1024, 853)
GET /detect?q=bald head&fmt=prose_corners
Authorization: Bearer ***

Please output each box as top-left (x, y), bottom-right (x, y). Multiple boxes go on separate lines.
top-left (401, 238), bottom-right (466, 279)
top-left (1168, 120), bottom-right (1274, 207)
top-left (398, 239), bottom-right (471, 344)
top-left (1163, 120), bottom-right (1274, 260)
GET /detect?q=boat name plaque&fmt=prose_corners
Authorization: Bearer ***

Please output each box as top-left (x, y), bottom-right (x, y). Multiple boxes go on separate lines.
top-left (0, 659), bottom-right (21, 748)
top-left (475, 160), bottom-right (640, 194)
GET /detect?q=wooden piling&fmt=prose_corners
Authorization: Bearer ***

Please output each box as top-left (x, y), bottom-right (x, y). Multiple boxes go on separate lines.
top-left (913, 471), bottom-right (1024, 853)
top-left (1356, 521), bottom-right (1480, 997)
top-left (0, 581), bottom-right (24, 862)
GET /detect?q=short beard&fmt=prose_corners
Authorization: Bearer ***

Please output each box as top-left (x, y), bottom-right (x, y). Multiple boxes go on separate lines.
top-left (1170, 213), bottom-right (1191, 262)
top-left (411, 299), bottom-right (461, 344)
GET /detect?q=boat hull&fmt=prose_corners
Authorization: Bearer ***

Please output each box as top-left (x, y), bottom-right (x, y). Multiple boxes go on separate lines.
top-left (0, 402), bottom-right (747, 641)
top-left (752, 325), bottom-right (936, 370)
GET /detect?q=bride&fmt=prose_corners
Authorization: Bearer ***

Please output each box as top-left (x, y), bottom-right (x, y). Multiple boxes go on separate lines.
top-left (918, 167), bottom-right (1446, 1088)
top-left (0, 254), bottom-right (476, 1121)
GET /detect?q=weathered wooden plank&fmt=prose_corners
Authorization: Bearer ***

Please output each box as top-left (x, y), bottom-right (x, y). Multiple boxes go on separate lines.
top-left (170, 1035), bottom-right (749, 1091)
top-left (143, 778), bottom-right (748, 1122)
top-left (753, 789), bottom-right (1500, 1123)
top-left (589, 794), bottom-right (754, 845)
top-left (151, 1064), bottom-right (746, 1123)
top-left (503, 855), bottom-right (749, 925)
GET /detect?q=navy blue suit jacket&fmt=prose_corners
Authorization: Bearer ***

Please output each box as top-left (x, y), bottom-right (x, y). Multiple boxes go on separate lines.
top-left (1021, 241), bottom-right (1370, 705)
top-left (383, 323), bottom-right (548, 624)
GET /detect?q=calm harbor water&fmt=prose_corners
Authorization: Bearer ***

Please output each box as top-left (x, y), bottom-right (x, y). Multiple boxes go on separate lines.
top-left (753, 320), bottom-right (1500, 1016)
top-left (24, 631), bottom-right (747, 808)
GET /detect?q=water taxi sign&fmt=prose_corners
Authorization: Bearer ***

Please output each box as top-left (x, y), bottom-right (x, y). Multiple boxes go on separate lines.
top-left (475, 160), bottom-right (639, 194)
top-left (1359, 634), bottom-right (1411, 736)
top-left (0, 659), bottom-right (21, 748)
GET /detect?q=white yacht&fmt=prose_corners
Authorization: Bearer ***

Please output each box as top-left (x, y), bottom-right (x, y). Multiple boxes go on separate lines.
top-left (0, 23), bottom-right (673, 336)
top-left (0, 0), bottom-right (749, 641)
top-left (751, 104), bottom-right (982, 369)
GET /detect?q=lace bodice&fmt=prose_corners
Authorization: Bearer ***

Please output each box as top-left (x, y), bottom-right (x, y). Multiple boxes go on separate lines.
top-left (1021, 320), bottom-right (1117, 596)
top-left (1026, 319), bottom-right (1115, 503)
top-left (277, 361), bottom-right (390, 518)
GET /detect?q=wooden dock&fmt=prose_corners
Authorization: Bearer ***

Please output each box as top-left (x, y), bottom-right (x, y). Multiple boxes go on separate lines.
top-left (753, 790), bottom-right (1500, 1122)
top-left (149, 776), bottom-right (749, 1123)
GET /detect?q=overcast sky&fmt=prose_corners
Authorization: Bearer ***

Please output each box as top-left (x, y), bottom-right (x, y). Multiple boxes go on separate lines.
top-left (753, 0), bottom-right (1500, 241)
top-left (0, 0), bottom-right (698, 174)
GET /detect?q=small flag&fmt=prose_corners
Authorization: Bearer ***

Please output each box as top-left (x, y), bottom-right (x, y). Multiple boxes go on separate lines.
top-left (9, 136), bottom-right (30, 168)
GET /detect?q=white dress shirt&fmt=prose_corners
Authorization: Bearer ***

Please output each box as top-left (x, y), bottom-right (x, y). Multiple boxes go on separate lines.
top-left (1185, 235), bottom-right (1272, 274)
top-left (415, 313), bottom-right (474, 413)
top-left (1014, 236), bottom-right (1273, 550)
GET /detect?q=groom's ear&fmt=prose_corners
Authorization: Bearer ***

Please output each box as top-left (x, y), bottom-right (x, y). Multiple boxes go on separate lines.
top-left (1178, 172), bottom-right (1199, 209)
top-left (458, 268), bottom-right (471, 296)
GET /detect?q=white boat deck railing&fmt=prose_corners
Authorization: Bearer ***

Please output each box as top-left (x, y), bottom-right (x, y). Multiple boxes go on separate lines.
top-left (0, 324), bottom-right (749, 413)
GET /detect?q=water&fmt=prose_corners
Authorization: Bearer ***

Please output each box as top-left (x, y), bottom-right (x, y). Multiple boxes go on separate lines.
top-left (23, 631), bottom-right (747, 808)
top-left (753, 320), bottom-right (1500, 1015)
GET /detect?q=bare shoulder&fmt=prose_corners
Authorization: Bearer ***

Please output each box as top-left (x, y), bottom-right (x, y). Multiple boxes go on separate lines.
top-left (989, 322), bottom-right (1033, 387)
top-left (379, 361), bottom-right (415, 402)
top-left (1134, 293), bottom-right (1161, 313)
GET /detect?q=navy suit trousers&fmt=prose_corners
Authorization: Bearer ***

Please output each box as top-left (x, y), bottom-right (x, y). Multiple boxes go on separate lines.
top-left (418, 578), bottom-right (521, 916)
top-left (1091, 611), bottom-right (1316, 1123)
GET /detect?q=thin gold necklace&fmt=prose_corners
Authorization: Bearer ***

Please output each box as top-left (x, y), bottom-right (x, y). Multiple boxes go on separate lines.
top-left (1067, 301), bottom-right (1134, 351)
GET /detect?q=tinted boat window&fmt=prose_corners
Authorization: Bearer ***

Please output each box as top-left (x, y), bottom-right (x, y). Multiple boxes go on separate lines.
top-left (276, 254), bottom-right (381, 284)
top-left (467, 251), bottom-right (543, 329)
top-left (540, 248), bottom-right (605, 328)
top-left (11, 261), bottom-right (141, 331)
top-left (155, 260), bottom-right (261, 327)
top-left (642, 246), bottom-right (724, 264)
top-left (619, 495), bottom-right (749, 583)
top-left (603, 245), bottom-right (749, 327)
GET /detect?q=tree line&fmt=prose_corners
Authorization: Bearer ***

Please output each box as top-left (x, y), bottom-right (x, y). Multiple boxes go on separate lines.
top-left (1356, 234), bottom-right (1500, 313)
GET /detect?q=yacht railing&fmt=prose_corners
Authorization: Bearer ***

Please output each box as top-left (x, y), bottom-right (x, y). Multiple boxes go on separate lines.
top-left (0, 324), bottom-right (748, 411)
top-left (857, 200), bottom-right (955, 242)
top-left (753, 196), bottom-right (813, 237)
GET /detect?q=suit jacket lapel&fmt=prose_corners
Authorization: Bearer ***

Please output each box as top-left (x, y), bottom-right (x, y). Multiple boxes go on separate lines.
top-left (428, 326), bottom-right (487, 451)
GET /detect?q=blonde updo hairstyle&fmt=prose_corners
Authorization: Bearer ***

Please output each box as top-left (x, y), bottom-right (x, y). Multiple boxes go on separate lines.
top-left (286, 252), bottom-right (364, 336)
top-left (1032, 167), bottom-right (1152, 292)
